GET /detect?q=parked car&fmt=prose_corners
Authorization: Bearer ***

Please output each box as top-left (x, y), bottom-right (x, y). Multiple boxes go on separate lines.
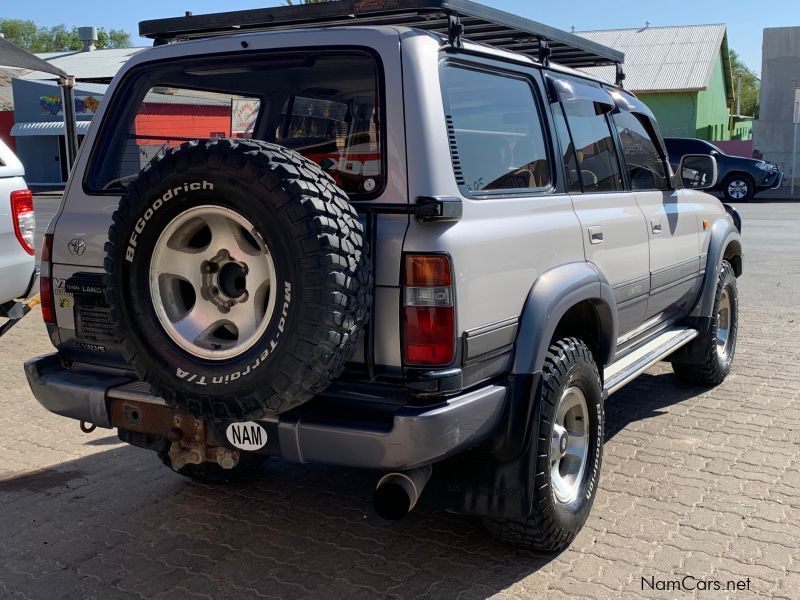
top-left (25, 1), bottom-right (743, 553)
top-left (0, 138), bottom-right (36, 316)
top-left (665, 137), bottom-right (783, 202)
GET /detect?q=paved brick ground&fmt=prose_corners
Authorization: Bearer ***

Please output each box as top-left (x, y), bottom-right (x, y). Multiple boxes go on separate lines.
top-left (1, 204), bottom-right (799, 599)
top-left (2, 304), bottom-right (798, 599)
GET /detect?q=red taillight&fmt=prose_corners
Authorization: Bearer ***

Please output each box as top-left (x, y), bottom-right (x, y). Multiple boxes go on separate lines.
top-left (402, 254), bottom-right (455, 367)
top-left (10, 189), bottom-right (35, 255)
top-left (40, 234), bottom-right (55, 324)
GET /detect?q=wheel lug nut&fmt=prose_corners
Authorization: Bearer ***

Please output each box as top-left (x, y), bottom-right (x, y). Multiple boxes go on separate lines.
top-left (203, 262), bottom-right (219, 274)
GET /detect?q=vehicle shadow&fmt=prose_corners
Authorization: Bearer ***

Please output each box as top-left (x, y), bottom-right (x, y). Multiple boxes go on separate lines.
top-left (0, 368), bottom-right (711, 599)
top-left (604, 368), bottom-right (706, 441)
top-left (0, 440), bottom-right (553, 599)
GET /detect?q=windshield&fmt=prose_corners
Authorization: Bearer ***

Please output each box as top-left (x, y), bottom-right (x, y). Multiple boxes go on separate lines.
top-left (86, 50), bottom-right (383, 198)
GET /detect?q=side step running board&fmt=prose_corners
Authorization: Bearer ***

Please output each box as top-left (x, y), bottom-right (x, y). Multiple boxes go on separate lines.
top-left (603, 327), bottom-right (699, 396)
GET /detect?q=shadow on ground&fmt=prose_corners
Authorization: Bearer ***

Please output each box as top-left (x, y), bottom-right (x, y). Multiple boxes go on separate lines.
top-left (0, 371), bottom-right (707, 599)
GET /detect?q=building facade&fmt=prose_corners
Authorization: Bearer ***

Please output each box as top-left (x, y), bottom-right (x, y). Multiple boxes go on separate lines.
top-left (11, 79), bottom-right (102, 183)
top-left (753, 26), bottom-right (800, 182)
top-left (578, 24), bottom-right (742, 142)
top-left (8, 47), bottom-right (143, 184)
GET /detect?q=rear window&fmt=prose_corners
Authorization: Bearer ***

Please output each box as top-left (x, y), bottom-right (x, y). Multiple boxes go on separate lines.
top-left (86, 50), bottom-right (383, 198)
top-left (444, 64), bottom-right (551, 194)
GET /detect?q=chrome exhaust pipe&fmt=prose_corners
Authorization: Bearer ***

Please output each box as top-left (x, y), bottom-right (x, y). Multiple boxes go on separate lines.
top-left (373, 465), bottom-right (432, 520)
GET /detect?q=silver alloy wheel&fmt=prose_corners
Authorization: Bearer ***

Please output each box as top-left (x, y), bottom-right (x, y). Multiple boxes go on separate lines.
top-left (550, 386), bottom-right (589, 504)
top-left (727, 179), bottom-right (749, 199)
top-left (716, 288), bottom-right (732, 360)
top-left (149, 205), bottom-right (277, 360)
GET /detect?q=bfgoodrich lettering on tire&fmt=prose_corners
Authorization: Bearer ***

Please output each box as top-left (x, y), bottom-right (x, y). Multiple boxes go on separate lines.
top-left (483, 338), bottom-right (604, 553)
top-left (104, 138), bottom-right (371, 421)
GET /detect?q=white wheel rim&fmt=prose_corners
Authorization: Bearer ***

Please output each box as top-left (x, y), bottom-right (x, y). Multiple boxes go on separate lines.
top-left (716, 288), bottom-right (732, 360)
top-left (727, 180), bottom-right (748, 199)
top-left (550, 386), bottom-right (590, 504)
top-left (149, 205), bottom-right (277, 361)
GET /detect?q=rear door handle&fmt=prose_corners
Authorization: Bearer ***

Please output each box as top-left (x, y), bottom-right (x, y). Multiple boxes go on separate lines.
top-left (588, 226), bottom-right (604, 244)
top-left (651, 219), bottom-right (663, 234)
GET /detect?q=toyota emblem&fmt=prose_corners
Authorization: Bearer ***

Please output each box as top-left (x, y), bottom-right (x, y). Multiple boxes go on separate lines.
top-left (68, 238), bottom-right (87, 256)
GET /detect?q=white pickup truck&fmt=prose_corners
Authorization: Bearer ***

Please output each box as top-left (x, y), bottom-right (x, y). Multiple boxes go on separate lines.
top-left (0, 138), bottom-right (36, 314)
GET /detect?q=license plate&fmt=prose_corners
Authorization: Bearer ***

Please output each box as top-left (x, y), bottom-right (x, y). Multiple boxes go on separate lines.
top-left (225, 421), bottom-right (267, 451)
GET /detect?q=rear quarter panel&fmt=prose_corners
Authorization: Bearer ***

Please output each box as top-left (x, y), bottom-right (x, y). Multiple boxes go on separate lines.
top-left (400, 35), bottom-right (585, 349)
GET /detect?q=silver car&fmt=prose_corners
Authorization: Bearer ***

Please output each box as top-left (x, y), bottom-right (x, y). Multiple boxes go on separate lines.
top-left (25, 1), bottom-right (742, 552)
top-left (0, 138), bottom-right (36, 311)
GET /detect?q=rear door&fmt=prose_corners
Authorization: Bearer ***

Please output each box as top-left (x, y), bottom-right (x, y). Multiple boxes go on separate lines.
top-left (548, 76), bottom-right (650, 336)
top-left (611, 107), bottom-right (701, 320)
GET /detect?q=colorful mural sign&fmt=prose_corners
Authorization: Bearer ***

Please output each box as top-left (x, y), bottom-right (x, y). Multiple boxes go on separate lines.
top-left (40, 95), bottom-right (102, 116)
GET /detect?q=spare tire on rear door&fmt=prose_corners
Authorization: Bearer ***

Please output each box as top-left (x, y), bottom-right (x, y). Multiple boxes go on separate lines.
top-left (104, 139), bottom-right (371, 421)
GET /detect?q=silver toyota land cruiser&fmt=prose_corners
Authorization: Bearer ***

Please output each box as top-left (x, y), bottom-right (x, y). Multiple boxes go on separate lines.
top-left (26, 0), bottom-right (743, 552)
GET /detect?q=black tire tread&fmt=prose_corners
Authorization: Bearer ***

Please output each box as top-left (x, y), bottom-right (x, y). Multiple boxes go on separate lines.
top-left (483, 337), bottom-right (602, 553)
top-left (105, 138), bottom-right (371, 420)
top-left (672, 260), bottom-right (737, 386)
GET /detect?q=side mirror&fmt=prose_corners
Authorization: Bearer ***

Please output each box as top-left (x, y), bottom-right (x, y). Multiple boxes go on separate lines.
top-left (676, 154), bottom-right (718, 190)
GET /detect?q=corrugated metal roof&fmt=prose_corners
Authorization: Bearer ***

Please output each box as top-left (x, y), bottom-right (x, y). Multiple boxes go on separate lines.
top-left (576, 24), bottom-right (728, 94)
top-left (17, 78), bottom-right (109, 95)
top-left (20, 47), bottom-right (145, 81)
top-left (11, 120), bottom-right (92, 136)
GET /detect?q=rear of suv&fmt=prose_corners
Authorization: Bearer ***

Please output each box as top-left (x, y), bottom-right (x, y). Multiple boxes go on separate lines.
top-left (0, 138), bottom-right (36, 315)
top-left (25, 1), bottom-right (743, 553)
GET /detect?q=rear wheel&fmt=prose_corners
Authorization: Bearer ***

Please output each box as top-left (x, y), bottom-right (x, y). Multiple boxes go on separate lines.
top-left (483, 338), bottom-right (604, 553)
top-left (721, 174), bottom-right (755, 202)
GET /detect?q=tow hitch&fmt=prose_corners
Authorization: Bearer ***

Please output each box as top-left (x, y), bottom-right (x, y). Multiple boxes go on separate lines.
top-left (0, 293), bottom-right (40, 339)
top-left (109, 397), bottom-right (240, 470)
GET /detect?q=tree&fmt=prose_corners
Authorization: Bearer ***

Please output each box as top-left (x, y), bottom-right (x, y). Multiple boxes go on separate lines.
top-left (729, 49), bottom-right (760, 118)
top-left (0, 19), bottom-right (131, 52)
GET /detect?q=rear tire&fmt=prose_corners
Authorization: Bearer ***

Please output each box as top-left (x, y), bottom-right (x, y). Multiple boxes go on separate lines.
top-left (672, 260), bottom-right (738, 386)
top-left (483, 338), bottom-right (604, 553)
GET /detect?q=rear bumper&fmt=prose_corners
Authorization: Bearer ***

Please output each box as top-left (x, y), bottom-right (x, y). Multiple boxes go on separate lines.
top-left (25, 353), bottom-right (508, 470)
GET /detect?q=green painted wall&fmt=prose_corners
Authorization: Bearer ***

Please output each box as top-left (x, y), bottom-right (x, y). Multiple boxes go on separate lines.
top-left (637, 91), bottom-right (698, 138)
top-left (695, 54), bottom-right (731, 141)
top-left (635, 54), bottom-right (732, 141)
top-left (732, 117), bottom-right (753, 141)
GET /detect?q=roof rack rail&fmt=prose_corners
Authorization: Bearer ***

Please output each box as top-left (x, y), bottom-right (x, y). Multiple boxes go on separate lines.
top-left (139, 0), bottom-right (624, 69)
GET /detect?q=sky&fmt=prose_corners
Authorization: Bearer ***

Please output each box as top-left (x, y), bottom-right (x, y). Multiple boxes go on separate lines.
top-left (3, 0), bottom-right (796, 74)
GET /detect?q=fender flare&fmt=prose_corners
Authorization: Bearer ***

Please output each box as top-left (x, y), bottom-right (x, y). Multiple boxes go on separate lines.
top-left (691, 218), bottom-right (743, 319)
top-left (512, 261), bottom-right (617, 375)
top-left (442, 262), bottom-right (618, 518)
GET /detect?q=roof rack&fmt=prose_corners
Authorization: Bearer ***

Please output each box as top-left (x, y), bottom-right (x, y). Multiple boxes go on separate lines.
top-left (139, 0), bottom-right (624, 69)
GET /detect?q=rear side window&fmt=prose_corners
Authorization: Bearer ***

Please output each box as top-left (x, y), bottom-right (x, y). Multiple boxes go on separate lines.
top-left (560, 99), bottom-right (623, 193)
top-left (86, 51), bottom-right (382, 198)
top-left (444, 65), bottom-right (550, 194)
top-left (612, 110), bottom-right (668, 191)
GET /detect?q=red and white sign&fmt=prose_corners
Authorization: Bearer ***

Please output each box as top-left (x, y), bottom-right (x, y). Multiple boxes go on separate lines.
top-left (231, 98), bottom-right (260, 135)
